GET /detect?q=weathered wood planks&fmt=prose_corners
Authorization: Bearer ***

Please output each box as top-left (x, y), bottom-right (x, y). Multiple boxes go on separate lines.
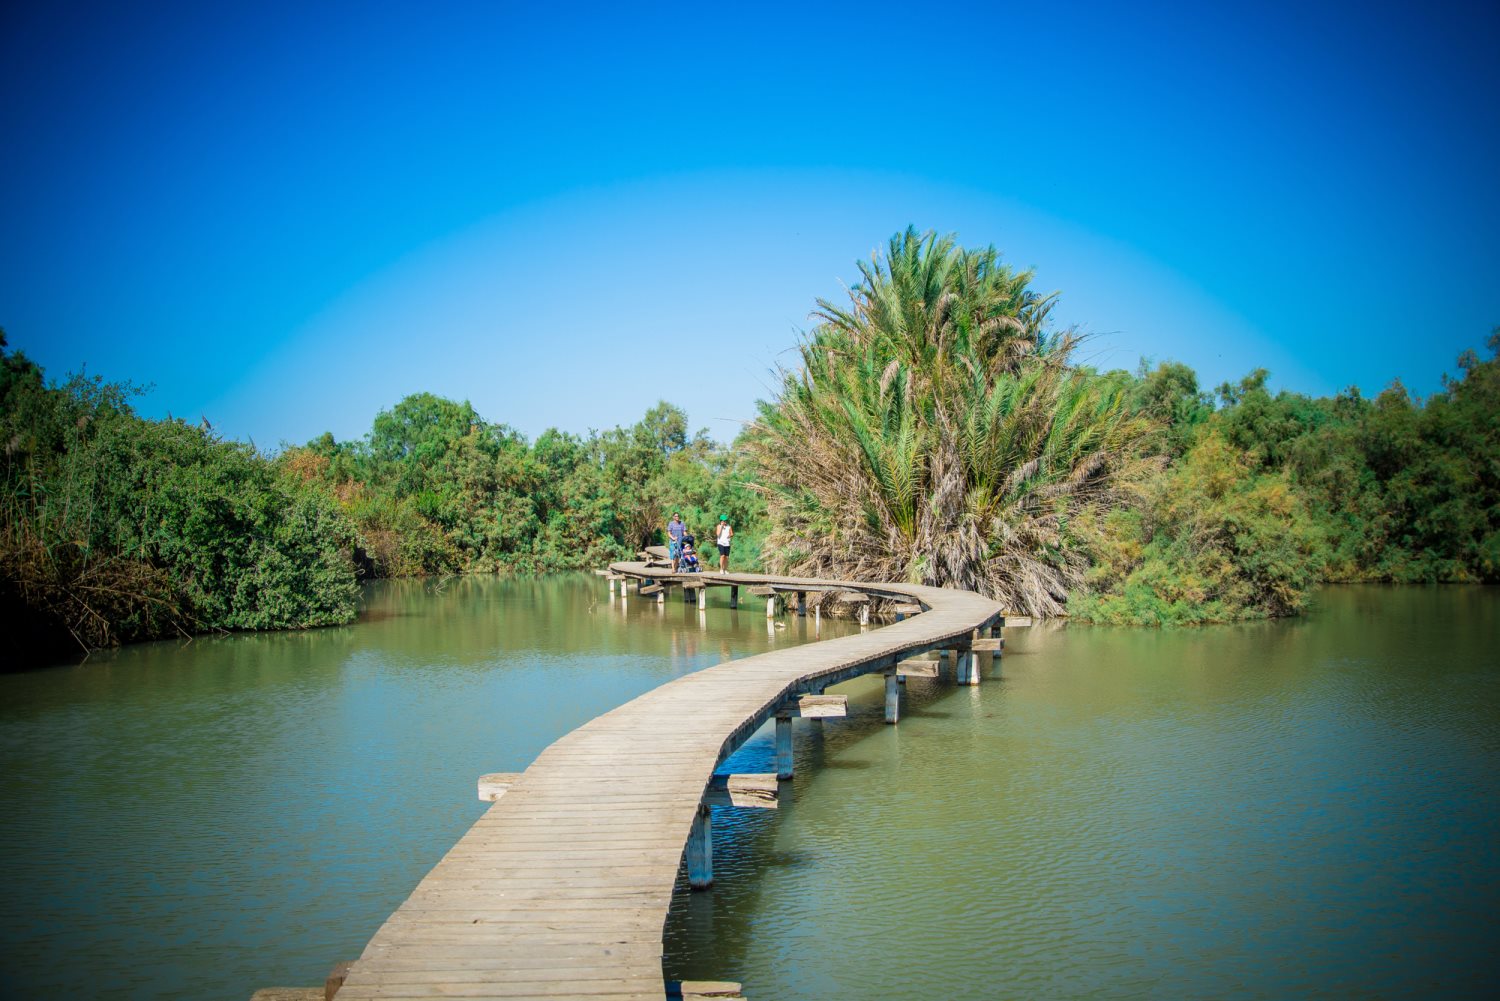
top-left (308, 564), bottom-right (1000, 1001)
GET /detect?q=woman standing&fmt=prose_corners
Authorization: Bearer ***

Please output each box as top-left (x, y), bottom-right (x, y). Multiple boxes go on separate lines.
top-left (715, 515), bottom-right (733, 572)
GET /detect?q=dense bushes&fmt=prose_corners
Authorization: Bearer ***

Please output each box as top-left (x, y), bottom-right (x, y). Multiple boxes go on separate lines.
top-left (281, 398), bottom-right (766, 580)
top-left (2, 331), bottom-right (765, 664)
top-left (745, 231), bottom-right (1497, 626)
top-left (1, 336), bottom-right (359, 660)
top-left (1069, 331), bottom-right (1500, 623)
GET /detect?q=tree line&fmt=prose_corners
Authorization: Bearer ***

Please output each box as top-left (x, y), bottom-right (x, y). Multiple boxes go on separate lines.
top-left (2, 229), bottom-right (1495, 663)
top-left (745, 228), bottom-right (1497, 624)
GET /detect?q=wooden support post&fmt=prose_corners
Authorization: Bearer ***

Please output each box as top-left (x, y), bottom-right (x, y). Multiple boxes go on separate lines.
top-left (957, 649), bottom-right (979, 685)
top-left (687, 803), bottom-right (713, 889)
top-left (859, 604), bottom-right (870, 626)
top-left (884, 672), bottom-right (900, 723)
top-left (325, 961), bottom-right (355, 1000)
top-left (775, 715), bottom-right (794, 779)
top-left (697, 587), bottom-right (707, 610)
top-left (684, 584), bottom-right (695, 603)
top-left (796, 591), bottom-right (806, 617)
top-left (608, 577), bottom-right (616, 595)
top-left (728, 585), bottom-right (738, 609)
top-left (766, 595), bottom-right (776, 618)
top-left (814, 604), bottom-right (820, 632)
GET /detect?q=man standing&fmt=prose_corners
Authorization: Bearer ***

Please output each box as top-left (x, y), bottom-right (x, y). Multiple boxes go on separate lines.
top-left (715, 515), bottom-right (733, 572)
top-left (667, 512), bottom-right (686, 572)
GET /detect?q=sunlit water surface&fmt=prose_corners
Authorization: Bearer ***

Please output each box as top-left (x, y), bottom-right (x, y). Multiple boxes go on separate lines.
top-left (1, 580), bottom-right (1495, 999)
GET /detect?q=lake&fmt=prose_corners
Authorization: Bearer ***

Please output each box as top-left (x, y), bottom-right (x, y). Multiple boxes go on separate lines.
top-left (1, 579), bottom-right (1495, 999)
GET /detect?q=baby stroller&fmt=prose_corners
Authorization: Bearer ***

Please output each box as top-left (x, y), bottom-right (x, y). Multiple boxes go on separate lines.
top-left (679, 534), bottom-right (702, 573)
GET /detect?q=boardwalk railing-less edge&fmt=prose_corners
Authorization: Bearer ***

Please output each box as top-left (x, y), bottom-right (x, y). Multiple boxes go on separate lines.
top-left (253, 552), bottom-right (1005, 1001)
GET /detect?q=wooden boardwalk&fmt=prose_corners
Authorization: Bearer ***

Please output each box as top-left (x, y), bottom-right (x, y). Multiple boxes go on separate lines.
top-left (304, 559), bottom-right (1003, 1001)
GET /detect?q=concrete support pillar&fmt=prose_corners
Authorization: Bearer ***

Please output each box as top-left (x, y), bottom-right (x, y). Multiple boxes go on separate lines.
top-left (957, 650), bottom-right (979, 685)
top-left (687, 804), bottom-right (713, 889)
top-left (859, 604), bottom-right (870, 626)
top-left (729, 585), bottom-right (738, 609)
top-left (775, 716), bottom-right (794, 779)
top-left (766, 596), bottom-right (776, 618)
top-left (608, 578), bottom-right (616, 595)
top-left (796, 592), bottom-right (806, 617)
top-left (697, 588), bottom-right (707, 610)
top-left (884, 673), bottom-right (900, 724)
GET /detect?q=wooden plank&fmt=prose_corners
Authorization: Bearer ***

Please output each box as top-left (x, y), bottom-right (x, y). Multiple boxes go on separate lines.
top-left (702, 773), bottom-right (777, 809)
top-left (249, 991), bottom-right (322, 1001)
top-left (476, 772), bottom-right (523, 802)
top-left (892, 659), bottom-right (940, 678)
top-left (337, 981), bottom-right (665, 999)
top-left (832, 590), bottom-right (870, 603)
top-left (668, 982), bottom-right (745, 999)
top-left (776, 693), bottom-right (847, 718)
top-left (308, 560), bottom-right (1004, 1001)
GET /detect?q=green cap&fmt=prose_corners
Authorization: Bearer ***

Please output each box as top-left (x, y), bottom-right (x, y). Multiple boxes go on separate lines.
top-left (719, 515), bottom-right (729, 521)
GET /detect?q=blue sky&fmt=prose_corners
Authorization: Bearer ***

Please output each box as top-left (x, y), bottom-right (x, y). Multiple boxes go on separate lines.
top-left (2, 1), bottom-right (1496, 447)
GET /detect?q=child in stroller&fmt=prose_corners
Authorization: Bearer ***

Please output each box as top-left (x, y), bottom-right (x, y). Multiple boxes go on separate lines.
top-left (678, 533), bottom-right (702, 573)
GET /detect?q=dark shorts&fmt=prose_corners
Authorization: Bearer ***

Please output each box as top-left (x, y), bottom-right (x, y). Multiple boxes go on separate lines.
top-left (717, 544), bottom-right (731, 556)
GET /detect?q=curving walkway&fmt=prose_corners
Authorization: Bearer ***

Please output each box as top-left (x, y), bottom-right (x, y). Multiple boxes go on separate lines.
top-left (329, 562), bottom-right (1002, 1001)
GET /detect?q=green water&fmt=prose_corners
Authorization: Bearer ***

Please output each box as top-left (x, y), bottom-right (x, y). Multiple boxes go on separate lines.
top-left (1, 580), bottom-right (1495, 999)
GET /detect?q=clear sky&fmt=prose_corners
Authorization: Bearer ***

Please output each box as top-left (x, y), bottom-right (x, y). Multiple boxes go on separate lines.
top-left (2, 1), bottom-right (1496, 447)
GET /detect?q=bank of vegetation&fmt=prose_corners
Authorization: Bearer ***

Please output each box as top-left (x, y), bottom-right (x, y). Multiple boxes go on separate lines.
top-left (2, 228), bottom-right (1496, 662)
top-left (749, 229), bottom-right (1497, 624)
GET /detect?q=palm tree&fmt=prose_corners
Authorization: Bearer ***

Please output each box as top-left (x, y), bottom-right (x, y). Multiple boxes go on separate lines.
top-left (747, 228), bottom-right (1159, 617)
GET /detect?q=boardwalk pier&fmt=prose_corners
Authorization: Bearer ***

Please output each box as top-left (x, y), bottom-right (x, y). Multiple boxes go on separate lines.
top-left (254, 553), bottom-right (1005, 1001)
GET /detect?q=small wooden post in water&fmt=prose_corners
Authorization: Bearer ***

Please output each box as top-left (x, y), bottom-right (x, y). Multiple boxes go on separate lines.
top-left (956, 649), bottom-right (979, 685)
top-left (729, 585), bottom-right (738, 609)
top-left (697, 587), bottom-right (707, 610)
top-left (775, 716), bottom-right (794, 779)
top-left (687, 804), bottom-right (713, 889)
top-left (884, 673), bottom-right (900, 723)
top-left (795, 591), bottom-right (806, 617)
top-left (766, 595), bottom-right (776, 618)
